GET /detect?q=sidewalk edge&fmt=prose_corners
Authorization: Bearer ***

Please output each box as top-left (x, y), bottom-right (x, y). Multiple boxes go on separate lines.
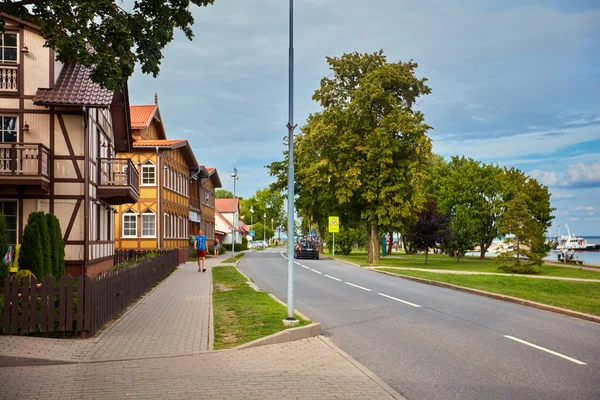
top-left (373, 269), bottom-right (600, 324)
top-left (318, 336), bottom-right (407, 400)
top-left (235, 322), bottom-right (322, 350)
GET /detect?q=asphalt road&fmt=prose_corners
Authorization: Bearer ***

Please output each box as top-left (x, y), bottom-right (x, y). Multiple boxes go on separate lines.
top-left (238, 248), bottom-right (600, 400)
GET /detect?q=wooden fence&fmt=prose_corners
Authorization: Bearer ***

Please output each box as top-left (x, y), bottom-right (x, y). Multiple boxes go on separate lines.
top-left (1, 250), bottom-right (178, 336)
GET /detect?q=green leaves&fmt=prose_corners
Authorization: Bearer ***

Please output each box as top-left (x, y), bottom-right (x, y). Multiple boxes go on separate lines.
top-left (0, 0), bottom-right (215, 90)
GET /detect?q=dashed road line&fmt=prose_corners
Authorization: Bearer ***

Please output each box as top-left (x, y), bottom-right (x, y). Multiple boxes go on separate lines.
top-left (325, 274), bottom-right (342, 281)
top-left (345, 282), bottom-right (372, 292)
top-left (311, 269), bottom-right (323, 275)
top-left (377, 292), bottom-right (421, 308)
top-left (503, 335), bottom-right (587, 365)
top-left (302, 265), bottom-right (310, 269)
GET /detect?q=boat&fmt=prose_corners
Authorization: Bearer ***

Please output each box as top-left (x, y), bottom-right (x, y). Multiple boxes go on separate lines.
top-left (553, 225), bottom-right (600, 252)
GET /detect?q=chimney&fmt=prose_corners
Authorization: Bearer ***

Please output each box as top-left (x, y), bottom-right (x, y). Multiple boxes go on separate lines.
top-left (154, 92), bottom-right (158, 105)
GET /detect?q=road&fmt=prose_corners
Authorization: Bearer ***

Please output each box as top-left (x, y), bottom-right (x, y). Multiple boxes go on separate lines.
top-left (238, 248), bottom-right (600, 400)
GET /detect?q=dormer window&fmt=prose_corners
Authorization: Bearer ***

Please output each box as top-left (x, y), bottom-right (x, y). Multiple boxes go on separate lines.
top-left (0, 33), bottom-right (18, 63)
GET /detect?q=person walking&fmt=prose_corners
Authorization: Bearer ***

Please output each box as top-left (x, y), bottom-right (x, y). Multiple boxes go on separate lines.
top-left (194, 229), bottom-right (207, 272)
top-left (213, 238), bottom-right (220, 257)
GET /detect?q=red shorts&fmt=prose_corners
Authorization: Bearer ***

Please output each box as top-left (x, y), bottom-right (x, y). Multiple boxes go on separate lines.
top-left (196, 250), bottom-right (206, 258)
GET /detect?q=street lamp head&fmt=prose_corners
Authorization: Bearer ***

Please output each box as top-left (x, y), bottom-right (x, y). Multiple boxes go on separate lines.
top-left (250, 206), bottom-right (254, 213)
top-left (264, 213), bottom-right (266, 218)
top-left (231, 167), bottom-right (237, 178)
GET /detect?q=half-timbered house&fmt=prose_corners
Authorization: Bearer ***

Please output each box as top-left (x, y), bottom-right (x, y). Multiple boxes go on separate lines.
top-left (0, 13), bottom-right (138, 277)
top-left (114, 98), bottom-right (204, 264)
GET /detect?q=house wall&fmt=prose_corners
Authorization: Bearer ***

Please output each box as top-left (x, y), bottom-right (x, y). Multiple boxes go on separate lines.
top-left (201, 177), bottom-right (217, 245)
top-left (0, 17), bottom-right (123, 277)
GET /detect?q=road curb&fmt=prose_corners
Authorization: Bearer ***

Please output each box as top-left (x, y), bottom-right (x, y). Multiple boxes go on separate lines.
top-left (331, 257), bottom-right (362, 268)
top-left (318, 336), bottom-right (407, 400)
top-left (372, 269), bottom-right (600, 324)
top-left (235, 322), bottom-right (322, 350)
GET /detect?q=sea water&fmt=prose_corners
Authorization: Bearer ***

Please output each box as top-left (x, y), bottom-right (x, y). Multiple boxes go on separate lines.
top-left (465, 237), bottom-right (600, 266)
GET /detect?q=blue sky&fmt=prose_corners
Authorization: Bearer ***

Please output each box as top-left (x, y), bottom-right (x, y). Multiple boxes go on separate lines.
top-left (127, 0), bottom-right (600, 236)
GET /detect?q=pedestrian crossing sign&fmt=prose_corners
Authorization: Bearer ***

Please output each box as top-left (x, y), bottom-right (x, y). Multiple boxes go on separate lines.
top-left (328, 216), bottom-right (339, 233)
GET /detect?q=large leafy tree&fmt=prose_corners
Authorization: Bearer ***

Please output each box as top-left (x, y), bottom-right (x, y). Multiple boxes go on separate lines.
top-left (0, 0), bottom-right (215, 90)
top-left (282, 51), bottom-right (433, 263)
top-left (215, 189), bottom-right (234, 199)
top-left (239, 187), bottom-right (285, 231)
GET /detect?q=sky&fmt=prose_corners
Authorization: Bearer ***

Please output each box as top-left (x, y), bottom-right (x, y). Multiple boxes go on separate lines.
top-left (127, 0), bottom-right (600, 236)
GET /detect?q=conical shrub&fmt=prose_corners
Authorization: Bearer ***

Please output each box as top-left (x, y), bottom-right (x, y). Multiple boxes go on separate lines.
top-left (19, 222), bottom-right (44, 277)
top-left (28, 212), bottom-right (52, 276)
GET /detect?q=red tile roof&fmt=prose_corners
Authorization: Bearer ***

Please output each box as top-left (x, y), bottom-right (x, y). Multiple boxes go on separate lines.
top-left (215, 198), bottom-right (239, 214)
top-left (33, 63), bottom-right (115, 107)
top-left (130, 105), bottom-right (157, 129)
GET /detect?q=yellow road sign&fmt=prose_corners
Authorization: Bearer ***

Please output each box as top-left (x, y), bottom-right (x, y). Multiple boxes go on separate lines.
top-left (328, 216), bottom-right (339, 233)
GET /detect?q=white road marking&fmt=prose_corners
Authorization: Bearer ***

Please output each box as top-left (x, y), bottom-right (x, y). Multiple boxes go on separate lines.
top-left (377, 293), bottom-right (421, 308)
top-left (302, 265), bottom-right (310, 270)
top-left (310, 269), bottom-right (323, 274)
top-left (345, 282), bottom-right (372, 291)
top-left (503, 335), bottom-right (587, 365)
top-left (325, 274), bottom-right (342, 281)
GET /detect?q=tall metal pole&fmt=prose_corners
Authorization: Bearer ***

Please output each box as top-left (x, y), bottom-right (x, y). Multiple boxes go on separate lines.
top-left (264, 213), bottom-right (266, 243)
top-left (285, 0), bottom-right (297, 323)
top-left (232, 168), bottom-right (237, 255)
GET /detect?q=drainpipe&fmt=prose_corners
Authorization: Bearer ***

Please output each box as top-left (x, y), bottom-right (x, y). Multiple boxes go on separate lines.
top-left (83, 106), bottom-right (89, 276)
top-left (156, 146), bottom-right (161, 250)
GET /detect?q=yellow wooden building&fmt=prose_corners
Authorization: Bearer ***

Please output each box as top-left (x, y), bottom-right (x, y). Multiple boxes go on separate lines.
top-left (114, 98), bottom-right (205, 264)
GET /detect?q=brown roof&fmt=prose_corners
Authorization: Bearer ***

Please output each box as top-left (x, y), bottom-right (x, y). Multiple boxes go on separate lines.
top-left (206, 167), bottom-right (222, 188)
top-left (133, 139), bottom-right (199, 170)
top-left (215, 198), bottom-right (239, 214)
top-left (33, 63), bottom-right (115, 107)
top-left (130, 105), bottom-right (157, 129)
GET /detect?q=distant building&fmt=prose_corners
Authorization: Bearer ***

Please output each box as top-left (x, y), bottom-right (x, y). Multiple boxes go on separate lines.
top-left (215, 198), bottom-right (242, 245)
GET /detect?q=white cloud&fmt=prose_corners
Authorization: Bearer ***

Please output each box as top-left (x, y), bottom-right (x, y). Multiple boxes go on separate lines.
top-left (567, 217), bottom-right (579, 221)
top-left (530, 160), bottom-right (600, 189)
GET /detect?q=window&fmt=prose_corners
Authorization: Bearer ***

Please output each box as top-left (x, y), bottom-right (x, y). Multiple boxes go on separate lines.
top-left (0, 200), bottom-right (17, 245)
top-left (141, 161), bottom-right (156, 185)
top-left (0, 33), bottom-right (18, 63)
top-left (122, 210), bottom-right (137, 237)
top-left (0, 116), bottom-right (17, 143)
top-left (141, 209), bottom-right (156, 237)
top-left (179, 216), bottom-right (183, 238)
top-left (164, 166), bottom-right (169, 189)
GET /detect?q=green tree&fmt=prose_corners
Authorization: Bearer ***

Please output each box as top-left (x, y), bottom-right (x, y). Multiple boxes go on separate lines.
top-left (250, 223), bottom-right (273, 243)
top-left (281, 51), bottom-right (433, 263)
top-left (325, 226), bottom-right (366, 255)
top-left (1, 1), bottom-right (215, 90)
top-left (28, 212), bottom-right (52, 275)
top-left (46, 213), bottom-right (65, 278)
top-left (495, 193), bottom-right (544, 274)
top-left (0, 212), bottom-right (9, 278)
top-left (19, 223), bottom-right (44, 278)
top-left (442, 206), bottom-right (479, 262)
top-left (240, 187), bottom-right (285, 233)
top-left (435, 157), bottom-right (504, 259)
top-left (215, 189), bottom-right (234, 199)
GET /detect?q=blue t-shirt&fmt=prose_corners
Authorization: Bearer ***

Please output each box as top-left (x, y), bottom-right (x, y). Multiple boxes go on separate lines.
top-left (195, 235), bottom-right (207, 250)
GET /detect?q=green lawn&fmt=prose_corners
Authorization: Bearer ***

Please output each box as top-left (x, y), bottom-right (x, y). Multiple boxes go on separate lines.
top-left (212, 266), bottom-right (310, 349)
top-left (378, 269), bottom-right (600, 316)
top-left (223, 253), bottom-right (245, 264)
top-left (334, 252), bottom-right (600, 280)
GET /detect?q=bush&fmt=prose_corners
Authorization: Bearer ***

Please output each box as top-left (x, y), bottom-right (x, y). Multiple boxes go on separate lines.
top-left (222, 242), bottom-right (246, 252)
top-left (28, 212), bottom-right (52, 276)
top-left (242, 236), bottom-right (248, 247)
top-left (325, 227), bottom-right (365, 255)
top-left (19, 223), bottom-right (44, 278)
top-left (46, 213), bottom-right (65, 278)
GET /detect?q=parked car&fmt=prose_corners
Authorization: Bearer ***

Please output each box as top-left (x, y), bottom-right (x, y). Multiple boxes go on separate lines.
top-left (294, 239), bottom-right (319, 260)
top-left (251, 240), bottom-right (268, 249)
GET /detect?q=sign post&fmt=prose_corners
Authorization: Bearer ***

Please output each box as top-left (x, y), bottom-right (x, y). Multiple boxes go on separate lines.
top-left (328, 216), bottom-right (339, 257)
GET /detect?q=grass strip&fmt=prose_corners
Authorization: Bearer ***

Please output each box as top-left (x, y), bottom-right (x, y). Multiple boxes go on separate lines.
top-left (222, 253), bottom-right (245, 264)
top-left (378, 268), bottom-right (600, 316)
top-left (212, 266), bottom-right (310, 349)
top-left (335, 252), bottom-right (600, 280)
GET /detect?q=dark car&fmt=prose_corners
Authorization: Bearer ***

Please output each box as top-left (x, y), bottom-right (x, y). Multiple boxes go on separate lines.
top-left (294, 239), bottom-right (320, 260)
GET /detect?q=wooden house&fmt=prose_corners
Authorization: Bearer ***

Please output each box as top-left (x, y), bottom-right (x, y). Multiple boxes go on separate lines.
top-left (0, 13), bottom-right (138, 277)
top-left (114, 98), bottom-right (205, 264)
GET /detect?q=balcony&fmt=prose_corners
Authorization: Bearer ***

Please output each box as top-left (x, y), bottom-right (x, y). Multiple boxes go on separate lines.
top-left (0, 143), bottom-right (51, 193)
top-left (0, 66), bottom-right (18, 92)
top-left (189, 196), bottom-right (200, 211)
top-left (98, 158), bottom-right (139, 205)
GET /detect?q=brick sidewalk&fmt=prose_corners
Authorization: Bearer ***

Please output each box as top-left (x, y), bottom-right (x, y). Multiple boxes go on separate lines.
top-left (0, 337), bottom-right (400, 399)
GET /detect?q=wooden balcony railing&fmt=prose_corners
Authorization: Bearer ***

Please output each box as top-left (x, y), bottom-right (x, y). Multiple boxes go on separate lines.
top-left (99, 158), bottom-right (139, 194)
top-left (189, 196), bottom-right (200, 210)
top-left (0, 143), bottom-right (50, 178)
top-left (0, 66), bottom-right (18, 92)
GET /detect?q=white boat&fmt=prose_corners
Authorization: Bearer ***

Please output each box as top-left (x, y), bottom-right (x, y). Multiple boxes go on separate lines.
top-left (553, 225), bottom-right (600, 252)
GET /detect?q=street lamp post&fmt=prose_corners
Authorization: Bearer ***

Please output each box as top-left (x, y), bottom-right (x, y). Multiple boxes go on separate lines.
top-left (231, 167), bottom-right (238, 255)
top-left (263, 212), bottom-right (266, 243)
top-left (284, 0), bottom-right (298, 325)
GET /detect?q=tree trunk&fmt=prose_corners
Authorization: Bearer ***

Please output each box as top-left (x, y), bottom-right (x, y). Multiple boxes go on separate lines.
top-left (401, 235), bottom-right (412, 254)
top-left (457, 252), bottom-right (461, 263)
top-left (318, 226), bottom-right (326, 253)
top-left (367, 222), bottom-right (380, 264)
top-left (387, 230), bottom-right (394, 254)
top-left (425, 247), bottom-right (428, 264)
